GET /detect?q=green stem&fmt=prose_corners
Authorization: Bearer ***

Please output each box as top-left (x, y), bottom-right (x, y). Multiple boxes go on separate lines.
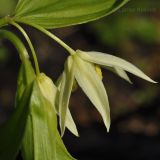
top-left (9, 21), bottom-right (40, 76)
top-left (0, 29), bottom-right (29, 62)
top-left (25, 23), bottom-right (75, 55)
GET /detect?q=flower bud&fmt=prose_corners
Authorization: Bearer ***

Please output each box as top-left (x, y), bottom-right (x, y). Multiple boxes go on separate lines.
top-left (37, 73), bottom-right (57, 108)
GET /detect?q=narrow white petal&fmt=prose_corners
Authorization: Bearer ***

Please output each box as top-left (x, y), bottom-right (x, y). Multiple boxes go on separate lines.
top-left (77, 50), bottom-right (156, 83)
top-left (56, 73), bottom-right (79, 137)
top-left (66, 109), bottom-right (79, 137)
top-left (74, 55), bottom-right (110, 131)
top-left (58, 56), bottom-right (75, 136)
top-left (114, 67), bottom-right (132, 83)
top-left (103, 66), bottom-right (132, 83)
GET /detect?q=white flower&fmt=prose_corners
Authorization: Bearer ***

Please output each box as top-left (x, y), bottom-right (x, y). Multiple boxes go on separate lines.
top-left (37, 73), bottom-right (79, 137)
top-left (58, 50), bottom-right (156, 136)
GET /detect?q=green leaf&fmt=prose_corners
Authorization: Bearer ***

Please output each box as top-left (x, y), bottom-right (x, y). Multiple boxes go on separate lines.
top-left (77, 50), bottom-right (157, 83)
top-left (74, 55), bottom-right (110, 131)
top-left (14, 59), bottom-right (35, 160)
top-left (14, 0), bottom-right (129, 29)
top-left (0, 57), bottom-right (34, 160)
top-left (0, 82), bottom-right (33, 160)
top-left (58, 56), bottom-right (75, 136)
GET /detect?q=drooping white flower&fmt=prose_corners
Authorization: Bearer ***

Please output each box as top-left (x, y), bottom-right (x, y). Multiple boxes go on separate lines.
top-left (58, 50), bottom-right (156, 136)
top-left (37, 73), bottom-right (79, 137)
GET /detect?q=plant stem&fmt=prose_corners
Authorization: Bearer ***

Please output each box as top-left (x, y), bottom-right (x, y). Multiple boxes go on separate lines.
top-left (10, 21), bottom-right (40, 76)
top-left (26, 23), bottom-right (75, 55)
top-left (0, 30), bottom-right (29, 62)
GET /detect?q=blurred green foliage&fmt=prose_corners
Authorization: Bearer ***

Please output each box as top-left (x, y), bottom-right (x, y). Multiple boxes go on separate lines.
top-left (89, 0), bottom-right (160, 46)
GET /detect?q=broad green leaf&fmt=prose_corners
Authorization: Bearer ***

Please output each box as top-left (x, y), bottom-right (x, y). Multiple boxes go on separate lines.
top-left (74, 55), bottom-right (110, 131)
top-left (56, 131), bottom-right (76, 160)
top-left (0, 82), bottom-right (33, 160)
top-left (58, 56), bottom-right (75, 136)
top-left (14, 0), bottom-right (129, 29)
top-left (77, 50), bottom-right (157, 83)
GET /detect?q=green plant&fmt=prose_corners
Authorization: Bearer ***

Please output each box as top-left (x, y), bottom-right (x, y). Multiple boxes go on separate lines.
top-left (0, 0), bottom-right (156, 160)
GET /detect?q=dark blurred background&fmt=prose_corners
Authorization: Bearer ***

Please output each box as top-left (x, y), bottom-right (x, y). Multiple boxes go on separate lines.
top-left (0, 0), bottom-right (160, 160)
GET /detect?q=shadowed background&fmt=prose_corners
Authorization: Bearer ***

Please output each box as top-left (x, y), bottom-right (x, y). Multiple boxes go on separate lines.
top-left (0, 0), bottom-right (160, 160)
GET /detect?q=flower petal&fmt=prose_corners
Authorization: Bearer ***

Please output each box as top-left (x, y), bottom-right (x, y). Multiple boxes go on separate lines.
top-left (114, 67), bottom-right (132, 83)
top-left (37, 73), bottom-right (57, 108)
top-left (77, 50), bottom-right (156, 83)
top-left (104, 66), bottom-right (132, 83)
top-left (66, 109), bottom-right (79, 137)
top-left (58, 56), bottom-right (75, 136)
top-left (56, 74), bottom-right (79, 137)
top-left (74, 55), bottom-right (110, 131)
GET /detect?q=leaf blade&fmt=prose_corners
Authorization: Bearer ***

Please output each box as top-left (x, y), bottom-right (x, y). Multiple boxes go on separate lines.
top-left (0, 82), bottom-right (33, 160)
top-left (14, 0), bottom-right (129, 29)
